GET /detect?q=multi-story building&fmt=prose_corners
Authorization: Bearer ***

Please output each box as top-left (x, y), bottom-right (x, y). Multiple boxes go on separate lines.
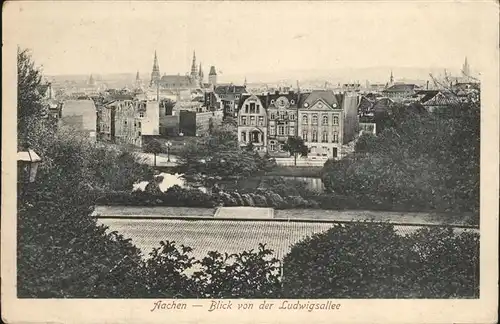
top-left (382, 83), bottom-right (420, 102)
top-left (60, 99), bottom-right (98, 141)
top-left (207, 84), bottom-right (247, 119)
top-left (98, 95), bottom-right (159, 147)
top-left (237, 94), bottom-right (269, 152)
top-left (236, 89), bottom-right (360, 160)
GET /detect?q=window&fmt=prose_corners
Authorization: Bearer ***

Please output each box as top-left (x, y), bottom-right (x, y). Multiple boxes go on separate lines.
top-left (256, 104), bottom-right (260, 114)
top-left (250, 102), bottom-right (256, 113)
top-left (312, 130), bottom-right (318, 142)
top-left (333, 132), bottom-right (338, 143)
top-left (139, 112), bottom-right (145, 118)
top-left (250, 116), bottom-right (255, 125)
top-left (322, 131), bottom-right (328, 142)
top-left (322, 115), bottom-right (328, 125)
top-left (289, 126), bottom-right (295, 136)
top-left (290, 99), bottom-right (295, 105)
top-left (278, 126), bottom-right (285, 136)
top-left (290, 113), bottom-right (296, 120)
top-left (241, 116), bottom-right (247, 125)
top-left (312, 114), bottom-right (318, 125)
top-left (138, 131), bottom-right (141, 136)
top-left (245, 104), bottom-right (249, 113)
top-left (333, 116), bottom-right (339, 125)
top-left (270, 143), bottom-right (276, 151)
top-left (258, 116), bottom-right (264, 126)
top-left (279, 111), bottom-right (286, 119)
top-left (270, 113), bottom-right (275, 120)
top-left (302, 130), bottom-right (308, 141)
top-left (270, 125), bottom-right (276, 135)
top-left (302, 115), bottom-right (308, 125)
top-left (241, 132), bottom-right (247, 142)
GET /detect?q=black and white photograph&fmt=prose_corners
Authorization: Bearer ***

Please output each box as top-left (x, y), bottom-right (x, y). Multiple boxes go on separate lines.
top-left (2, 1), bottom-right (498, 323)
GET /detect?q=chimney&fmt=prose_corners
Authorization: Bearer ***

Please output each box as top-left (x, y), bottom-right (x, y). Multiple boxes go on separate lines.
top-left (426, 80), bottom-right (429, 90)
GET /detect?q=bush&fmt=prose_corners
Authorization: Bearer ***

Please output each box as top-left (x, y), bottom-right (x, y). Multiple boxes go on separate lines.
top-left (281, 222), bottom-right (479, 298)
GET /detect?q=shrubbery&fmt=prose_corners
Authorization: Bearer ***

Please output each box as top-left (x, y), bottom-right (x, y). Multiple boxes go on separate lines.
top-left (322, 99), bottom-right (480, 218)
top-left (281, 223), bottom-right (479, 298)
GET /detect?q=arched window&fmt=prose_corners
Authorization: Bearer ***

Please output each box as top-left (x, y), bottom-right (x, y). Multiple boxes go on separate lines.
top-left (333, 132), bottom-right (338, 143)
top-left (241, 132), bottom-right (247, 142)
top-left (302, 115), bottom-right (308, 125)
top-left (322, 115), bottom-right (328, 125)
top-left (333, 116), bottom-right (339, 125)
top-left (312, 114), bottom-right (318, 125)
top-left (312, 130), bottom-right (318, 142)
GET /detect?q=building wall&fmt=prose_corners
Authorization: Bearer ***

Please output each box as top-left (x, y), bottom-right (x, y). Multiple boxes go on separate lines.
top-left (267, 105), bottom-right (299, 156)
top-left (141, 101), bottom-right (160, 136)
top-left (342, 93), bottom-right (360, 144)
top-left (159, 115), bottom-right (180, 136)
top-left (112, 100), bottom-right (142, 147)
top-left (298, 104), bottom-right (343, 160)
top-left (237, 95), bottom-right (268, 152)
top-left (196, 110), bottom-right (223, 136)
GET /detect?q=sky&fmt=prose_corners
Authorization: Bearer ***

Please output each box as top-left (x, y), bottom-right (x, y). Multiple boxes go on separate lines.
top-left (7, 1), bottom-right (497, 83)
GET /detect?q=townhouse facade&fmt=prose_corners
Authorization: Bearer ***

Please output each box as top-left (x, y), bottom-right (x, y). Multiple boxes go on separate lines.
top-left (236, 90), bottom-right (360, 160)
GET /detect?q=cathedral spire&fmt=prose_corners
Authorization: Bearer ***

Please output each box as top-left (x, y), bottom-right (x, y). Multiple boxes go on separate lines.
top-left (199, 62), bottom-right (203, 79)
top-left (150, 50), bottom-right (161, 86)
top-left (190, 50), bottom-right (197, 78)
top-left (136, 71), bottom-right (140, 81)
top-left (389, 70), bottom-right (394, 84)
top-left (462, 56), bottom-right (470, 76)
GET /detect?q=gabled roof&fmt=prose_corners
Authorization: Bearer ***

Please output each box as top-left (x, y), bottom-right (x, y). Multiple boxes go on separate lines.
top-left (302, 90), bottom-right (339, 109)
top-left (422, 92), bottom-right (460, 106)
top-left (372, 97), bottom-right (394, 113)
top-left (383, 84), bottom-right (420, 93)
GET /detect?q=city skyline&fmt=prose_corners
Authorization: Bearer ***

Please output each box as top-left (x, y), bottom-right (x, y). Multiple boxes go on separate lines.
top-left (12, 1), bottom-right (494, 83)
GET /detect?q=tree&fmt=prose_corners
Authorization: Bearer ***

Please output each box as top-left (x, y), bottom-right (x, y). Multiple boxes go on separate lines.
top-left (283, 136), bottom-right (309, 166)
top-left (245, 141), bottom-right (255, 152)
top-left (354, 132), bottom-right (378, 154)
top-left (143, 139), bottom-right (164, 167)
top-left (18, 47), bottom-right (47, 148)
top-left (177, 125), bottom-right (269, 187)
top-left (282, 222), bottom-right (479, 298)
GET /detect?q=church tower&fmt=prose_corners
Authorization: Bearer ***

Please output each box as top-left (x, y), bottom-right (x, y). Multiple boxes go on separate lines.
top-left (389, 70), bottom-right (394, 84)
top-left (462, 57), bottom-right (471, 77)
top-left (150, 50), bottom-right (161, 86)
top-left (190, 51), bottom-right (198, 80)
top-left (209, 66), bottom-right (217, 87)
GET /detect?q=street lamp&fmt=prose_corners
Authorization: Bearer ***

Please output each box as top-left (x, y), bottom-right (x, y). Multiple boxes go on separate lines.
top-left (165, 141), bottom-right (172, 162)
top-left (17, 148), bottom-right (42, 197)
top-left (17, 149), bottom-right (42, 183)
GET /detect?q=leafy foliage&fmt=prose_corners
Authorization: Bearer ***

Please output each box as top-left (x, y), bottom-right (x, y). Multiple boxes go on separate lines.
top-left (322, 97), bottom-right (480, 218)
top-left (143, 138), bottom-right (164, 166)
top-left (17, 47), bottom-right (47, 145)
top-left (283, 136), bottom-right (309, 166)
top-left (177, 124), bottom-right (273, 186)
top-left (354, 132), bottom-right (378, 153)
top-left (281, 222), bottom-right (479, 298)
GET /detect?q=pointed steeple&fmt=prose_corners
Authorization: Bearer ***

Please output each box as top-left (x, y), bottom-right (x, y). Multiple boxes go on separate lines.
top-left (150, 50), bottom-right (161, 86)
top-left (462, 56), bottom-right (470, 76)
top-left (389, 70), bottom-right (394, 84)
top-left (190, 50), bottom-right (197, 78)
top-left (244, 76), bottom-right (247, 86)
top-left (198, 62), bottom-right (203, 79)
top-left (136, 71), bottom-right (140, 81)
top-left (89, 74), bottom-right (95, 86)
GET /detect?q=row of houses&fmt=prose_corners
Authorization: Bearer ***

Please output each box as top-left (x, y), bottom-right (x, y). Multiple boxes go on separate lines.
top-left (236, 90), bottom-right (360, 160)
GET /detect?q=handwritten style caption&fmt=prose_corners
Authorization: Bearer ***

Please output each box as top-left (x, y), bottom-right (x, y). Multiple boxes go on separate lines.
top-left (150, 300), bottom-right (341, 312)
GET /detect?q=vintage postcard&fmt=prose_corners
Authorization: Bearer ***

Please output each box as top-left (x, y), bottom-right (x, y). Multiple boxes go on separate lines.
top-left (2, 1), bottom-right (499, 323)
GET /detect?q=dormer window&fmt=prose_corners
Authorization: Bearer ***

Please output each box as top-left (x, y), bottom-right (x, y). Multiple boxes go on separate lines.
top-left (290, 99), bottom-right (295, 105)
